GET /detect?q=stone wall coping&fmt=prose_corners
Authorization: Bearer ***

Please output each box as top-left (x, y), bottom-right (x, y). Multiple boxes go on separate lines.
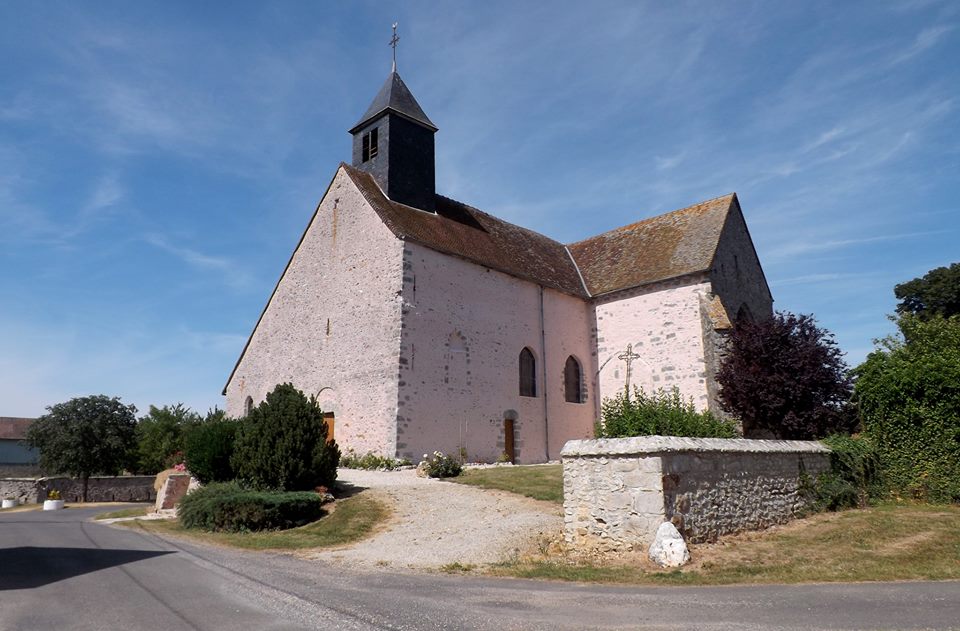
top-left (560, 435), bottom-right (830, 457)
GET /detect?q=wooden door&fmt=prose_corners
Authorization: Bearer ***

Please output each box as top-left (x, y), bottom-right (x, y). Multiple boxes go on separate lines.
top-left (504, 419), bottom-right (515, 464)
top-left (323, 412), bottom-right (335, 444)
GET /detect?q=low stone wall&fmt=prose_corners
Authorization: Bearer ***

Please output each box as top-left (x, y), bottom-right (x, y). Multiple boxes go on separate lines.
top-left (1, 476), bottom-right (156, 504)
top-left (561, 436), bottom-right (830, 551)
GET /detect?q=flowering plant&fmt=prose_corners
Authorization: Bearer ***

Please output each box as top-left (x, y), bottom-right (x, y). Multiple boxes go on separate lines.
top-left (47, 490), bottom-right (61, 500)
top-left (173, 462), bottom-right (187, 472)
top-left (419, 451), bottom-right (463, 478)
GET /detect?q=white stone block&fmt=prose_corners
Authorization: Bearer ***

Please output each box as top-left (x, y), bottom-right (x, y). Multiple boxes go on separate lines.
top-left (648, 521), bottom-right (690, 567)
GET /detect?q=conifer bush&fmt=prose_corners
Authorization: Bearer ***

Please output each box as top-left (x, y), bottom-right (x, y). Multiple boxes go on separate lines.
top-left (231, 383), bottom-right (340, 491)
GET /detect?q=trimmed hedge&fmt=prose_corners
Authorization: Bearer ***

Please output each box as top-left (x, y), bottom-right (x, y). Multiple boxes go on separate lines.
top-left (179, 482), bottom-right (324, 532)
top-left (597, 387), bottom-right (738, 439)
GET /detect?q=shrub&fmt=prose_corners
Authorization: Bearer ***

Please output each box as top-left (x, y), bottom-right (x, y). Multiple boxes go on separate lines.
top-left (419, 451), bottom-right (463, 478)
top-left (854, 314), bottom-right (960, 503)
top-left (717, 311), bottom-right (855, 439)
top-left (178, 482), bottom-right (325, 532)
top-left (184, 409), bottom-right (238, 484)
top-left (339, 450), bottom-right (411, 470)
top-left (134, 404), bottom-right (200, 474)
top-left (814, 434), bottom-right (882, 510)
top-left (596, 387), bottom-right (737, 439)
top-left (231, 383), bottom-right (340, 491)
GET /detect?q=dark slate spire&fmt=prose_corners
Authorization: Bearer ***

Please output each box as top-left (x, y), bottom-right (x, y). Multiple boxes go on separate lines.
top-left (350, 70), bottom-right (437, 212)
top-left (349, 71), bottom-right (437, 134)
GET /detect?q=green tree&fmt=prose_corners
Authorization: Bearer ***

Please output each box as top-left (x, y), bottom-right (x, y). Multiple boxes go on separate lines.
top-left (25, 395), bottom-right (138, 501)
top-left (854, 314), bottom-right (960, 502)
top-left (134, 403), bottom-right (200, 474)
top-left (184, 408), bottom-right (238, 484)
top-left (231, 384), bottom-right (339, 491)
top-left (716, 312), bottom-right (855, 439)
top-left (894, 262), bottom-right (960, 319)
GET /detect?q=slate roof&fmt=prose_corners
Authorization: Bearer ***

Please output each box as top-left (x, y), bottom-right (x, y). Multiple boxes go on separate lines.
top-left (568, 194), bottom-right (736, 296)
top-left (349, 71), bottom-right (438, 133)
top-left (0, 417), bottom-right (35, 440)
top-left (342, 164), bottom-right (587, 296)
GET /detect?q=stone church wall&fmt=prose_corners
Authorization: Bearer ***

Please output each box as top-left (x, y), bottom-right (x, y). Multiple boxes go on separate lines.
top-left (561, 436), bottom-right (829, 551)
top-left (708, 203), bottom-right (773, 323)
top-left (594, 277), bottom-right (713, 410)
top-left (396, 242), bottom-right (595, 464)
top-left (224, 168), bottom-right (405, 456)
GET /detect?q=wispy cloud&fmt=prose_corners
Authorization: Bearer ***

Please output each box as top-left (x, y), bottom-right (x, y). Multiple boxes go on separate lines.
top-left (890, 24), bottom-right (955, 64)
top-left (655, 152), bottom-right (685, 171)
top-left (770, 230), bottom-right (949, 260)
top-left (144, 233), bottom-right (252, 290)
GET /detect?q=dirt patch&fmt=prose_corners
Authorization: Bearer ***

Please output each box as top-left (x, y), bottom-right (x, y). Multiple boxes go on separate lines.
top-left (306, 468), bottom-right (561, 571)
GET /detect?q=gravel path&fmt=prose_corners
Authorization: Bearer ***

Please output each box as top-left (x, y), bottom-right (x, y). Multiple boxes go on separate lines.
top-left (307, 468), bottom-right (562, 570)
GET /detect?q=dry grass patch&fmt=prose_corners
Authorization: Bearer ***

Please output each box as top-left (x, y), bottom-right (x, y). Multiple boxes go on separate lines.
top-left (95, 505), bottom-right (151, 520)
top-left (491, 504), bottom-right (960, 585)
top-left (117, 493), bottom-right (388, 551)
top-left (449, 465), bottom-right (563, 504)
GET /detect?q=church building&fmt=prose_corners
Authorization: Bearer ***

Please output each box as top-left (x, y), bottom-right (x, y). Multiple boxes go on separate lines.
top-left (223, 67), bottom-right (772, 464)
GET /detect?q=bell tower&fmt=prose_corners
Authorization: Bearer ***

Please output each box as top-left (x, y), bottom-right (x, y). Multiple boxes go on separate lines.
top-left (349, 32), bottom-right (437, 213)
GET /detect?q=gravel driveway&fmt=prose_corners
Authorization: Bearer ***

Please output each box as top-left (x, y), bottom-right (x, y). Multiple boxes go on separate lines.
top-left (307, 468), bottom-right (561, 570)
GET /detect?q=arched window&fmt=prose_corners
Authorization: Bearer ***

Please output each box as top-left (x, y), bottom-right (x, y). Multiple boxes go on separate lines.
top-left (244, 396), bottom-right (254, 417)
top-left (564, 356), bottom-right (583, 403)
top-left (519, 347), bottom-right (537, 397)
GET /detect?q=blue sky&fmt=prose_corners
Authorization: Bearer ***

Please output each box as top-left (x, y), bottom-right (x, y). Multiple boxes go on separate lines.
top-left (1, 1), bottom-right (957, 417)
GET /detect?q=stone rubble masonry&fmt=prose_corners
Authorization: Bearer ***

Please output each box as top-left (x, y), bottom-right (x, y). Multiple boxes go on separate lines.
top-left (561, 436), bottom-right (830, 551)
top-left (0, 476), bottom-right (156, 504)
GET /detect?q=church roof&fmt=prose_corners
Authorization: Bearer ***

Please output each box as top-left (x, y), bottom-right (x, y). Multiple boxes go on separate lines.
top-left (568, 194), bottom-right (737, 296)
top-left (342, 164), bottom-right (587, 296)
top-left (349, 71), bottom-right (438, 133)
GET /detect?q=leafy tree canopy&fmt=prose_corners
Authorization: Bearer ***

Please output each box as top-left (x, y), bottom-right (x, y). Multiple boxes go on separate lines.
top-left (25, 395), bottom-right (138, 500)
top-left (854, 314), bottom-right (960, 502)
top-left (184, 408), bottom-right (238, 484)
top-left (134, 403), bottom-right (200, 474)
top-left (717, 311), bottom-right (855, 440)
top-left (894, 262), bottom-right (960, 320)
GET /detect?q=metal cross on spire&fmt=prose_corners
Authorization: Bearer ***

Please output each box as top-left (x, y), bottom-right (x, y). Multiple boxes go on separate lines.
top-left (617, 343), bottom-right (642, 398)
top-left (390, 23), bottom-right (400, 72)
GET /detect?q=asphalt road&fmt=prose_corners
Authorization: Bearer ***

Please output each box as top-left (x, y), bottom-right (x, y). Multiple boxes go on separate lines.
top-left (1, 506), bottom-right (958, 630)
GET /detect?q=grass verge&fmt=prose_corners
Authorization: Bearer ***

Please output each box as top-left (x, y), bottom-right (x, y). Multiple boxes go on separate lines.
top-left (95, 506), bottom-right (151, 520)
top-left (449, 464), bottom-right (563, 503)
top-left (490, 504), bottom-right (960, 585)
top-left (117, 492), bottom-right (388, 551)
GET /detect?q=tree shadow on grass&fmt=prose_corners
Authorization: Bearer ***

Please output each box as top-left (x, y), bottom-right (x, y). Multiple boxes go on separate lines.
top-left (333, 480), bottom-right (368, 499)
top-left (0, 547), bottom-right (174, 590)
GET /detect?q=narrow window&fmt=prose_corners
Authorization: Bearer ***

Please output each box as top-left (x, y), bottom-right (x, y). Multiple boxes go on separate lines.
top-left (244, 396), bottom-right (254, 416)
top-left (519, 347), bottom-right (537, 397)
top-left (564, 356), bottom-right (583, 403)
top-left (361, 127), bottom-right (379, 162)
top-left (369, 127), bottom-right (378, 159)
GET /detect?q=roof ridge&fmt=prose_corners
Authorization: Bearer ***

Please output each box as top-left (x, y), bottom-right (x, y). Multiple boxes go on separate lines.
top-left (567, 192), bottom-right (737, 247)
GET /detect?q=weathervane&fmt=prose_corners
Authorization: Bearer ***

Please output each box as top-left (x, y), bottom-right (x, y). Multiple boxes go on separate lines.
top-left (617, 343), bottom-right (642, 398)
top-left (390, 22), bottom-right (400, 72)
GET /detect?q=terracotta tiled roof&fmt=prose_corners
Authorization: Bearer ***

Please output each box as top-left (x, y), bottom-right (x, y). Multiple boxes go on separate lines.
top-left (568, 194), bottom-right (736, 296)
top-left (342, 164), bottom-right (588, 297)
top-left (0, 417), bottom-right (35, 440)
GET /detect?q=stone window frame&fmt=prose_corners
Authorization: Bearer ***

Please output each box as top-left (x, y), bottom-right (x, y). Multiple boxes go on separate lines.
top-left (244, 396), bottom-right (254, 417)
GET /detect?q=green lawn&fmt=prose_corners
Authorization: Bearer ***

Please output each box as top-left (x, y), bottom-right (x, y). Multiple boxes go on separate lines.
top-left (449, 464), bottom-right (563, 503)
top-left (492, 504), bottom-right (960, 585)
top-left (117, 493), bottom-right (388, 550)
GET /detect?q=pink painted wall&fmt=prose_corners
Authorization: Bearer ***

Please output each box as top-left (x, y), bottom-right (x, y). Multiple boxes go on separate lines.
top-left (395, 243), bottom-right (595, 464)
top-left (224, 168), bottom-right (405, 456)
top-left (594, 278), bottom-right (713, 410)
